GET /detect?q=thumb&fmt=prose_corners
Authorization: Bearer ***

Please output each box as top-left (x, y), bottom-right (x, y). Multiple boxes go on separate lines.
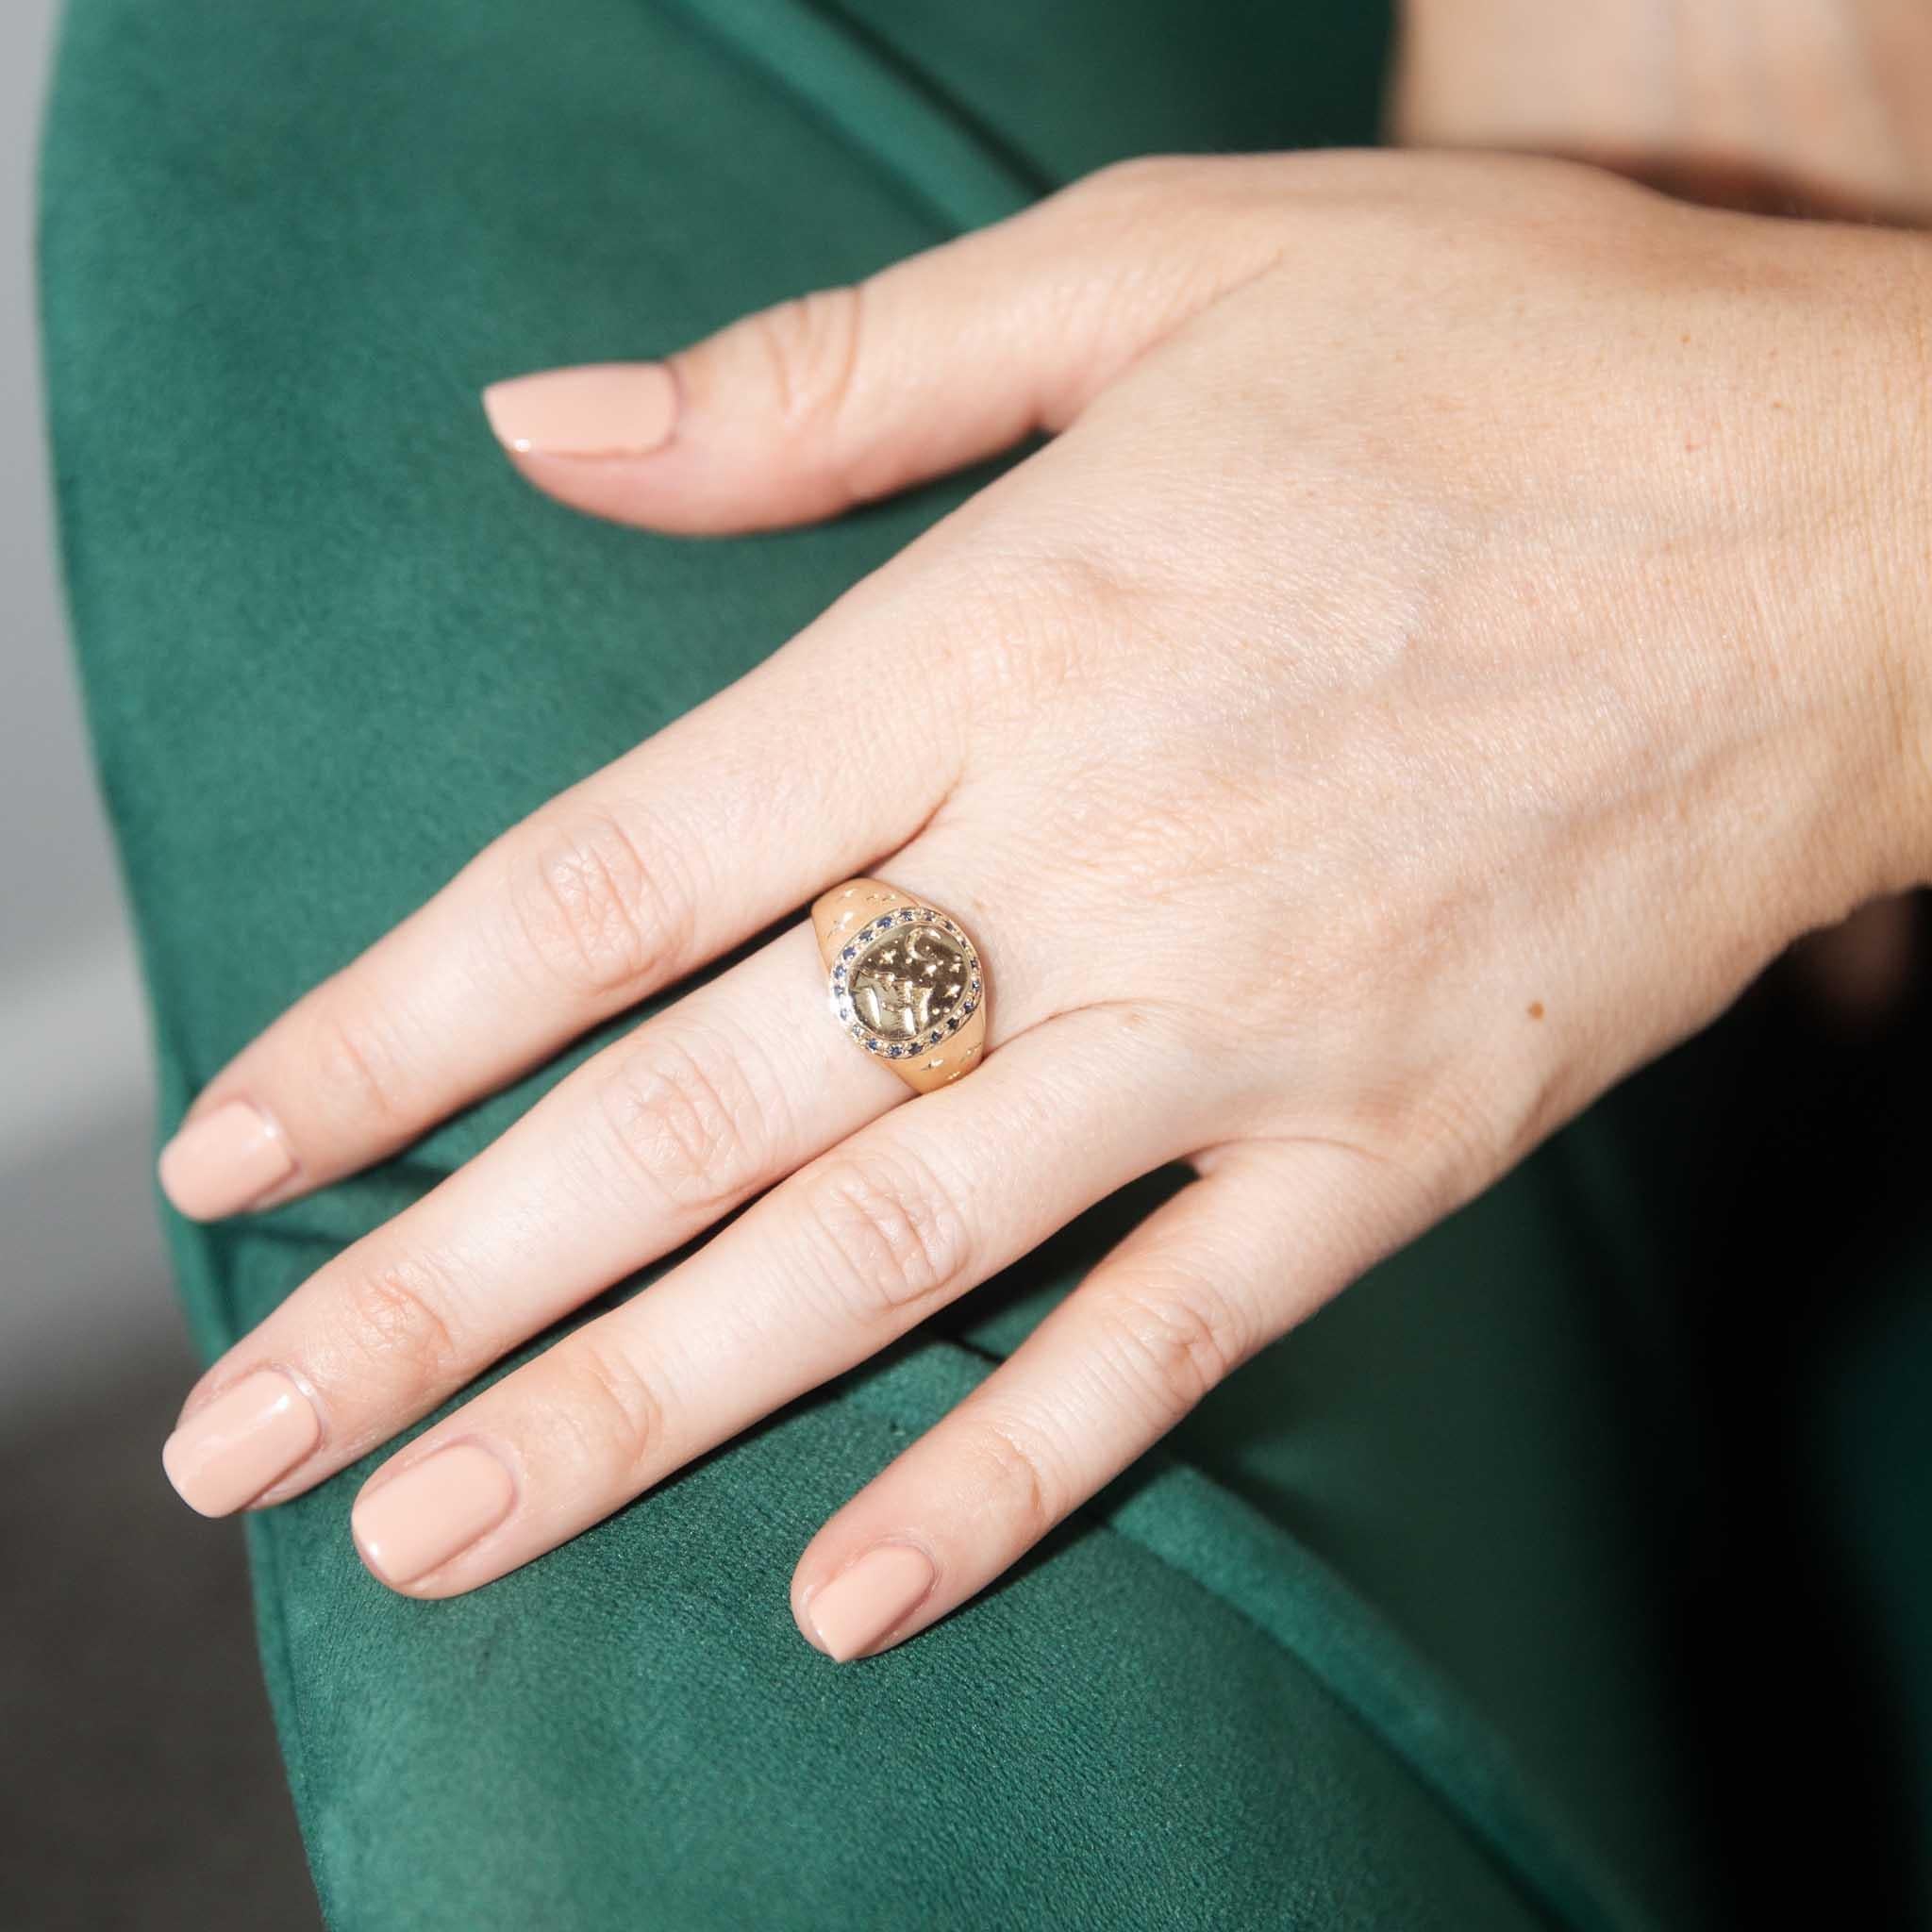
top-left (481, 157), bottom-right (1278, 533)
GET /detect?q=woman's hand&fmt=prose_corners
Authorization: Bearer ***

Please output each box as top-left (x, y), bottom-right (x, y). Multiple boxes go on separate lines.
top-left (156, 151), bottom-right (1932, 1660)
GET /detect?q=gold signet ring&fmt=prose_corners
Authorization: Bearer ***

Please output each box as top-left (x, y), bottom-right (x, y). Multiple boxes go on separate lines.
top-left (811, 878), bottom-right (989, 1093)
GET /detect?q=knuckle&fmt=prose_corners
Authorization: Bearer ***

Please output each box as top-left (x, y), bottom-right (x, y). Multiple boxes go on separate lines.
top-left (741, 283), bottom-right (867, 440)
top-left (960, 1408), bottom-right (1065, 1543)
top-left (558, 1335), bottom-right (668, 1487)
top-left (1017, 543), bottom-right (1147, 637)
top-left (591, 1026), bottom-right (781, 1215)
top-left (1423, 1076), bottom-right (1534, 1204)
top-left (333, 1256), bottom-right (467, 1402)
top-left (301, 995), bottom-right (412, 1129)
top-left (937, 543), bottom-right (1123, 716)
top-left (1070, 153), bottom-right (1197, 215)
top-left (508, 805), bottom-right (696, 1002)
top-left (1307, 1101), bottom-right (1496, 1238)
top-left (798, 1143), bottom-right (974, 1324)
top-left (1087, 1274), bottom-right (1249, 1420)
top-left (1058, 154), bottom-right (1275, 256)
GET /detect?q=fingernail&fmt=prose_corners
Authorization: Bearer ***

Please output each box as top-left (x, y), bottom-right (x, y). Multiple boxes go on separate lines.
top-left (162, 1368), bottom-right (321, 1517)
top-left (806, 1543), bottom-right (936, 1662)
top-left (352, 1442), bottom-right (517, 1588)
top-left (482, 363), bottom-right (678, 459)
top-left (158, 1099), bottom-right (294, 1220)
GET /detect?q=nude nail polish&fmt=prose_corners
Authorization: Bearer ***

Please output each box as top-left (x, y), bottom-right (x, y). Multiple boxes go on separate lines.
top-left (162, 1368), bottom-right (321, 1516)
top-left (158, 1099), bottom-right (294, 1220)
top-left (481, 363), bottom-right (678, 458)
top-left (352, 1442), bottom-right (517, 1588)
top-left (806, 1543), bottom-right (936, 1662)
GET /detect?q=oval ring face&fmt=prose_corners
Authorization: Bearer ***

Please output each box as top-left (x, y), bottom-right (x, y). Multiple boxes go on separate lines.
top-left (827, 906), bottom-right (982, 1061)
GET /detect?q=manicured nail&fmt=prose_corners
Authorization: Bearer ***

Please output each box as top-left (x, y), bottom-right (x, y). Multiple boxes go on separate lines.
top-left (806, 1543), bottom-right (936, 1662)
top-left (158, 1099), bottom-right (293, 1220)
top-left (481, 363), bottom-right (678, 459)
top-left (352, 1442), bottom-right (517, 1588)
top-left (162, 1368), bottom-right (321, 1517)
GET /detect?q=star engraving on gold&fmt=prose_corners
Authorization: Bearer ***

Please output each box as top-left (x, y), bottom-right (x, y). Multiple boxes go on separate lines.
top-left (847, 923), bottom-right (974, 1041)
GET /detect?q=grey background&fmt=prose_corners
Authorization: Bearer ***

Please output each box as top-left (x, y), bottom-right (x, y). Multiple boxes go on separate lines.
top-left (2, 1), bottom-right (317, 1923)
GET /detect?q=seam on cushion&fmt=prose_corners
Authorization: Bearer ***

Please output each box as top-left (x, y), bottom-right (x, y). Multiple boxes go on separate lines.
top-left (1100, 1465), bottom-right (1654, 1932)
top-left (655, 0), bottom-right (1048, 234)
top-left (793, 0), bottom-right (1057, 202)
top-left (838, 1340), bottom-right (1663, 1932)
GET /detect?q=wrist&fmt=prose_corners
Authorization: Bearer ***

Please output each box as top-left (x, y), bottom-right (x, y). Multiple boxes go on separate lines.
top-left (1814, 228), bottom-right (1932, 906)
top-left (1395, 0), bottom-right (1932, 223)
top-left (1391, 1), bottom-right (1676, 152)
top-left (1867, 425), bottom-right (1932, 900)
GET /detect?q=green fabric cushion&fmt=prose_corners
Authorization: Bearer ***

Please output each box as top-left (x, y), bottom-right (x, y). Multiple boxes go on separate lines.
top-left (43, 0), bottom-right (1887, 1924)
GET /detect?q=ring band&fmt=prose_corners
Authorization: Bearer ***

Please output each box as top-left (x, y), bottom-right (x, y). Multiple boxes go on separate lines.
top-left (811, 877), bottom-right (988, 1092)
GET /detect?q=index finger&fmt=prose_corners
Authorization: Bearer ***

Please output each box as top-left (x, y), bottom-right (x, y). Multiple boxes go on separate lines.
top-left (157, 588), bottom-right (961, 1220)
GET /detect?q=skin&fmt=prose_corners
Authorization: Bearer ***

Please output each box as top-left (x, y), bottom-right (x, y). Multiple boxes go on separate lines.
top-left (158, 141), bottom-right (1932, 1658)
top-left (1397, 0), bottom-right (1932, 221)
top-left (1396, 0), bottom-right (1932, 1022)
